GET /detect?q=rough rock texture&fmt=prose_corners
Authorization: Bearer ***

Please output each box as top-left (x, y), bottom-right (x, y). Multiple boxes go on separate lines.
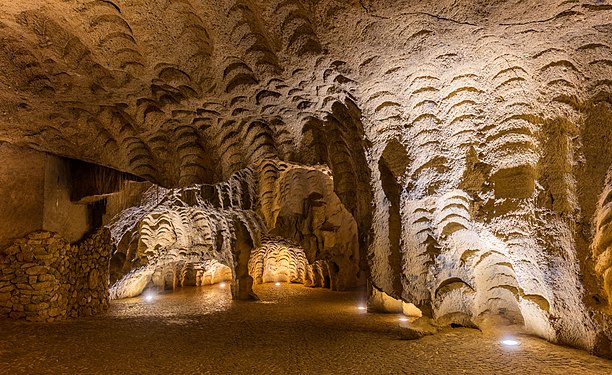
top-left (196, 260), bottom-right (233, 286)
top-left (107, 173), bottom-right (265, 299)
top-left (249, 237), bottom-right (310, 284)
top-left (249, 236), bottom-right (332, 287)
top-left (257, 160), bottom-right (362, 290)
top-left (0, 230), bottom-right (111, 321)
top-left (367, 285), bottom-right (423, 317)
top-left (108, 161), bottom-right (357, 297)
top-left (399, 317), bottom-right (438, 341)
top-left (0, 0), bottom-right (610, 357)
top-left (0, 143), bottom-right (93, 247)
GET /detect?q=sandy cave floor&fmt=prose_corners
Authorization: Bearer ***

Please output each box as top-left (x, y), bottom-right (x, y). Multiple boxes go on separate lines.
top-left (0, 284), bottom-right (611, 375)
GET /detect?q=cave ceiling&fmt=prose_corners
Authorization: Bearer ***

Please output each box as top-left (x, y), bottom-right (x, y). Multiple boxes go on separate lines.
top-left (0, 0), bottom-right (609, 187)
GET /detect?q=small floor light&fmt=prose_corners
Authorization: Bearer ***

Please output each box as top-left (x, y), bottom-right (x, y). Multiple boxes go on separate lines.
top-left (219, 282), bottom-right (226, 288)
top-left (399, 317), bottom-right (409, 322)
top-left (501, 339), bottom-right (520, 346)
top-left (357, 306), bottom-right (367, 311)
top-left (144, 294), bottom-right (154, 302)
top-left (275, 282), bottom-right (281, 286)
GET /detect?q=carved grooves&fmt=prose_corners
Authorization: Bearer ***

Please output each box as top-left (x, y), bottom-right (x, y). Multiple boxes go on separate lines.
top-left (272, 0), bottom-right (323, 56)
top-left (402, 203), bottom-right (437, 310)
top-left (444, 71), bottom-right (482, 152)
top-left (579, 37), bottom-right (612, 105)
top-left (223, 57), bottom-right (259, 95)
top-left (437, 72), bottom-right (481, 203)
top-left (109, 110), bottom-right (158, 182)
top-left (500, 223), bottom-right (551, 307)
top-left (197, 260), bottom-right (233, 286)
top-left (108, 160), bottom-right (354, 297)
top-left (594, 169), bottom-right (612, 303)
top-left (1, 37), bottom-right (54, 95)
top-left (255, 159), bottom-right (288, 228)
top-left (112, 202), bottom-right (265, 297)
top-left (227, 0), bottom-right (281, 77)
top-left (433, 191), bottom-right (471, 237)
top-left (215, 117), bottom-right (280, 179)
top-left (83, 0), bottom-right (144, 73)
top-left (248, 237), bottom-right (310, 284)
top-left (162, 0), bottom-right (214, 90)
top-left (429, 192), bottom-right (474, 324)
top-left (171, 124), bottom-right (209, 186)
top-left (322, 100), bottom-right (374, 254)
top-left (242, 119), bottom-right (280, 163)
top-left (404, 73), bottom-right (446, 196)
top-left (254, 159), bottom-right (361, 290)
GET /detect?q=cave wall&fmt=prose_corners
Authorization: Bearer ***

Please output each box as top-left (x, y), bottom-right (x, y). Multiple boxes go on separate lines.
top-left (107, 161), bottom-right (359, 298)
top-left (42, 154), bottom-right (92, 242)
top-left (107, 168), bottom-right (266, 299)
top-left (249, 236), bottom-right (331, 288)
top-left (0, 229), bottom-right (111, 321)
top-left (0, 143), bottom-right (46, 246)
top-left (256, 160), bottom-right (362, 290)
top-left (0, 143), bottom-right (90, 247)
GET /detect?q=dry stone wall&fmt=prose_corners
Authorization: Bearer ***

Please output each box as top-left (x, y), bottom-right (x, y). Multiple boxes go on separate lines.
top-left (0, 229), bottom-right (111, 322)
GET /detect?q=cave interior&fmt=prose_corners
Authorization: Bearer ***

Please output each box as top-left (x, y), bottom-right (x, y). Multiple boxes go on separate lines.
top-left (0, 0), bottom-right (611, 367)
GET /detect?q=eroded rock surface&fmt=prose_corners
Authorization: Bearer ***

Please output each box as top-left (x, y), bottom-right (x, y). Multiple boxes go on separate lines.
top-left (107, 161), bottom-right (357, 298)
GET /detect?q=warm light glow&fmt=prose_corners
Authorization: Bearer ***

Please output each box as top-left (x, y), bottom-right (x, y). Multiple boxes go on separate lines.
top-left (357, 306), bottom-right (367, 311)
top-left (501, 339), bottom-right (520, 346)
top-left (219, 282), bottom-right (226, 288)
top-left (144, 294), bottom-right (153, 302)
top-left (275, 282), bottom-right (281, 286)
top-left (399, 317), bottom-right (409, 322)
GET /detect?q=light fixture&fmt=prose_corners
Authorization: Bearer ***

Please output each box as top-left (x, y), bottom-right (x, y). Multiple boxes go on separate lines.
top-left (399, 317), bottom-right (409, 322)
top-left (357, 306), bottom-right (367, 311)
top-left (144, 293), bottom-right (154, 302)
top-left (275, 282), bottom-right (281, 286)
top-left (219, 282), bottom-right (226, 288)
top-left (501, 339), bottom-right (520, 346)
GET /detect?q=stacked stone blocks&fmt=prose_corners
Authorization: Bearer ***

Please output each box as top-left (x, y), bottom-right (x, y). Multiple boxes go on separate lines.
top-left (0, 229), bottom-right (111, 322)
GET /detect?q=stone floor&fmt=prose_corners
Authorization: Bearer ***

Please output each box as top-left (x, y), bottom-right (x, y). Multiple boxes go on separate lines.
top-left (0, 284), bottom-right (610, 375)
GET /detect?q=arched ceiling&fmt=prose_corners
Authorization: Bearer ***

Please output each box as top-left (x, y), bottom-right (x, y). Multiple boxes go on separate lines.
top-left (0, 0), bottom-right (609, 187)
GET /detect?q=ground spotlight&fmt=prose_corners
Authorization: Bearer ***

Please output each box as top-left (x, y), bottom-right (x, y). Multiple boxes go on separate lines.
top-left (219, 282), bottom-right (226, 288)
top-left (275, 282), bottom-right (281, 286)
top-left (501, 339), bottom-right (520, 346)
top-left (357, 306), bottom-right (367, 311)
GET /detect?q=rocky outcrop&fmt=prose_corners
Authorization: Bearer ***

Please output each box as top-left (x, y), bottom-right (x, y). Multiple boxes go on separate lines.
top-left (107, 168), bottom-right (265, 300)
top-left (0, 230), bottom-right (111, 321)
